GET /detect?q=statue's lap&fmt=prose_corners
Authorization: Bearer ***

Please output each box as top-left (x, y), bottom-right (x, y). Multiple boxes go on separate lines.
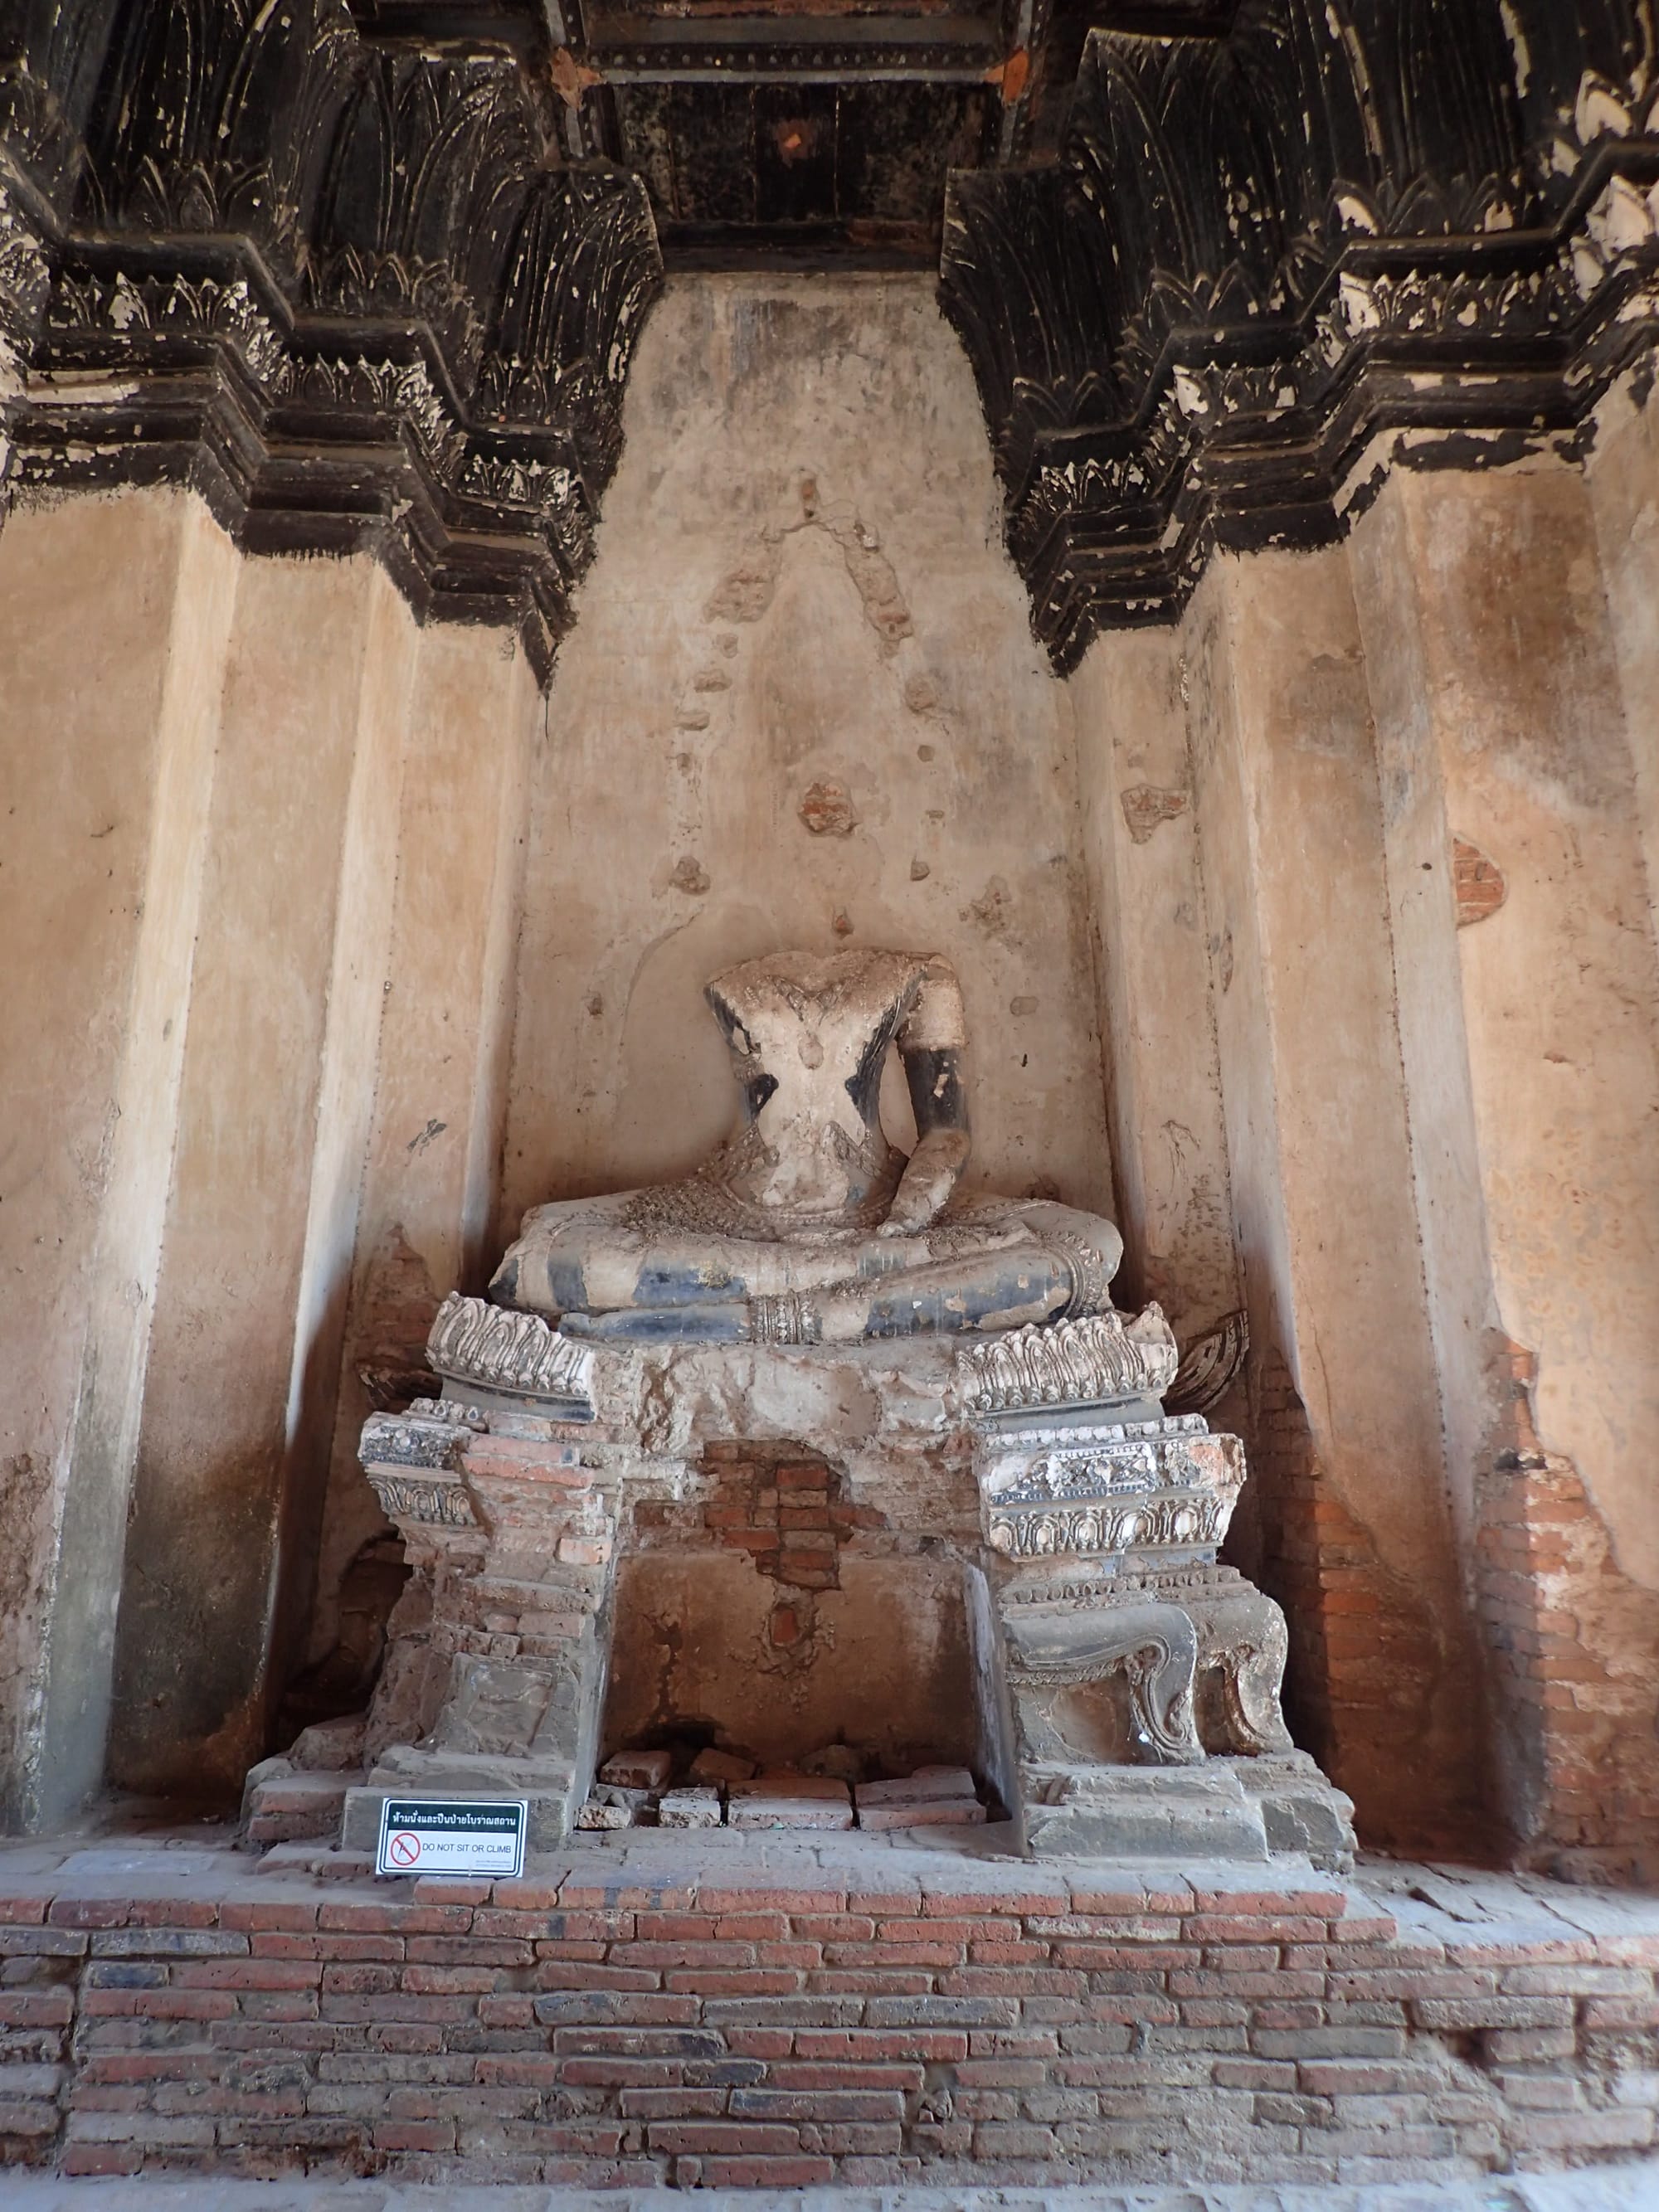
top-left (495, 1189), bottom-right (1121, 1334)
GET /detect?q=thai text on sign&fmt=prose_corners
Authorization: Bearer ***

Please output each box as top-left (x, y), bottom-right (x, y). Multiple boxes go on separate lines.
top-left (375, 1797), bottom-right (527, 1879)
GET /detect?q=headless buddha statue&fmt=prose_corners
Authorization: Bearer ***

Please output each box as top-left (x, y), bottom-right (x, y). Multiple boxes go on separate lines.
top-left (490, 948), bottom-right (1123, 1344)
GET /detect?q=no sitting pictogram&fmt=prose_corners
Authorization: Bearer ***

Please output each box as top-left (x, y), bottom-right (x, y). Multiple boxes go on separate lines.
top-left (375, 1796), bottom-right (527, 1878)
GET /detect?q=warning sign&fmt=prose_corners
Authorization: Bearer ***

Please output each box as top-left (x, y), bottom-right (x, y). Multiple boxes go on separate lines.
top-left (375, 1796), bottom-right (527, 1879)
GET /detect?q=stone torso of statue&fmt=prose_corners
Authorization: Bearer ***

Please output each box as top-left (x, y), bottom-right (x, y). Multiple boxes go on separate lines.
top-left (490, 948), bottom-right (1122, 1344)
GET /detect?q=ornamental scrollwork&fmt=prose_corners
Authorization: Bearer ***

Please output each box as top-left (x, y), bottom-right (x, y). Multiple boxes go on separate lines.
top-left (362, 1469), bottom-right (477, 1529)
top-left (986, 1487), bottom-right (1233, 1559)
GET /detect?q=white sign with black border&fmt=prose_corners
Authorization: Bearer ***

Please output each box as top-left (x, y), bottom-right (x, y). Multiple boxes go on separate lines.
top-left (376, 1796), bottom-right (527, 1879)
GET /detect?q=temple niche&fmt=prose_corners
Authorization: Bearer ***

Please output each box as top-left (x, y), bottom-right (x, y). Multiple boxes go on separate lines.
top-left (4, 0), bottom-right (1659, 2191)
top-left (312, 945), bottom-right (1350, 1866)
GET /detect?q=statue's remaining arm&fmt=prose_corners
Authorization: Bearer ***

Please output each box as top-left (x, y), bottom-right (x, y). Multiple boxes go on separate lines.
top-left (880, 955), bottom-right (972, 1236)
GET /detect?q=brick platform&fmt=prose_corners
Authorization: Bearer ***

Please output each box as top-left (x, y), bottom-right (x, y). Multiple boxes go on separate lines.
top-left (2, 1827), bottom-right (1658, 2187)
top-left (8, 2171), bottom-right (1659, 2211)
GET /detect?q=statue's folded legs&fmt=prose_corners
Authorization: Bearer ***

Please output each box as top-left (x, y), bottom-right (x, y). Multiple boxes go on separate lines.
top-left (494, 1196), bottom-right (1121, 1344)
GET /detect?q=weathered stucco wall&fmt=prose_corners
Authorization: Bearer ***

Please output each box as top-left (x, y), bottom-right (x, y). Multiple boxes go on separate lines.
top-left (501, 274), bottom-right (1112, 1235)
top-left (1351, 456), bottom-right (1659, 1876)
top-left (1351, 463), bottom-right (1659, 1596)
top-left (1071, 551), bottom-right (1485, 1851)
top-left (1185, 547), bottom-right (1484, 1852)
top-left (0, 488), bottom-right (544, 1829)
top-left (1068, 630), bottom-right (1238, 1342)
top-left (0, 491), bottom-right (239, 1832)
top-left (1587, 366), bottom-right (1659, 917)
top-left (606, 1552), bottom-right (978, 1779)
top-left (309, 627), bottom-right (542, 1689)
top-left (107, 559), bottom-right (416, 1799)
top-left (1069, 450), bottom-right (1659, 1867)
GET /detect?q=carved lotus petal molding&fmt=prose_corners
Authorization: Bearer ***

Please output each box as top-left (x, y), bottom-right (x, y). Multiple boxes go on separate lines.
top-left (427, 1293), bottom-right (596, 1413)
top-left (961, 1304), bottom-right (1179, 1413)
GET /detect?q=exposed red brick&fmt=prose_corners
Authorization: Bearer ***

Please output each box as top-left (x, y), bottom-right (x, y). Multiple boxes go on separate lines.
top-left (1244, 1346), bottom-right (1468, 1854)
top-left (1476, 1437), bottom-right (1659, 1881)
top-left (1, 1860), bottom-right (1656, 2185)
top-left (633, 1441), bottom-right (889, 1596)
top-left (1452, 834), bottom-right (1506, 926)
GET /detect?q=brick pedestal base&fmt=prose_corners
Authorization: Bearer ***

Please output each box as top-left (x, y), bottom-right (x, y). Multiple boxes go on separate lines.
top-left (2, 1832), bottom-right (1657, 2186)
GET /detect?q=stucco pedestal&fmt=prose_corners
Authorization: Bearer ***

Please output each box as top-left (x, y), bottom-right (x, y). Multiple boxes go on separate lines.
top-left (328, 1297), bottom-right (1355, 1866)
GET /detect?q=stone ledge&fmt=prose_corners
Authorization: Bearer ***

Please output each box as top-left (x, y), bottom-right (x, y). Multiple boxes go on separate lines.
top-left (5, 2168), bottom-right (1659, 2208)
top-left (2, 1831), bottom-right (1657, 2186)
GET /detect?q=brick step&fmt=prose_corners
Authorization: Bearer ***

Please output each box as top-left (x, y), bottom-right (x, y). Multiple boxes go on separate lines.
top-left (238, 1759), bottom-right (360, 1849)
top-left (7, 1838), bottom-right (1659, 2185)
top-left (253, 1840), bottom-right (374, 1879)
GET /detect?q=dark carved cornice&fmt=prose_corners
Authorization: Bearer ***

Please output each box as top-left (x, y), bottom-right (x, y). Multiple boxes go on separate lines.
top-left (940, 0), bottom-right (1659, 670)
top-left (0, 0), bottom-right (664, 682)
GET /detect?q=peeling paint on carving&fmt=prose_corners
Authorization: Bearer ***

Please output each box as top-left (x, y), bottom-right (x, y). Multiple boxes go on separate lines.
top-left (938, 7), bottom-right (1659, 668)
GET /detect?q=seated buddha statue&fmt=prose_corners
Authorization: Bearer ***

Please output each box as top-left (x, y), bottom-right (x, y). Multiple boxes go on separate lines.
top-left (489, 947), bottom-right (1123, 1345)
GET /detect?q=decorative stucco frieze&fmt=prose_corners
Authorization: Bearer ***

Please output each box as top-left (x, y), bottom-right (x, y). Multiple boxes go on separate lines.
top-left (975, 1414), bottom-right (1246, 1562)
top-left (0, 2), bottom-right (663, 682)
top-left (359, 1408), bottom-right (474, 1472)
top-left (361, 1468), bottom-right (477, 1529)
top-left (961, 1304), bottom-right (1178, 1413)
top-left (426, 1293), bottom-right (597, 1412)
top-left (358, 1407), bottom-right (479, 1527)
top-left (939, 1), bottom-right (1659, 667)
top-left (985, 1479), bottom-right (1238, 1561)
